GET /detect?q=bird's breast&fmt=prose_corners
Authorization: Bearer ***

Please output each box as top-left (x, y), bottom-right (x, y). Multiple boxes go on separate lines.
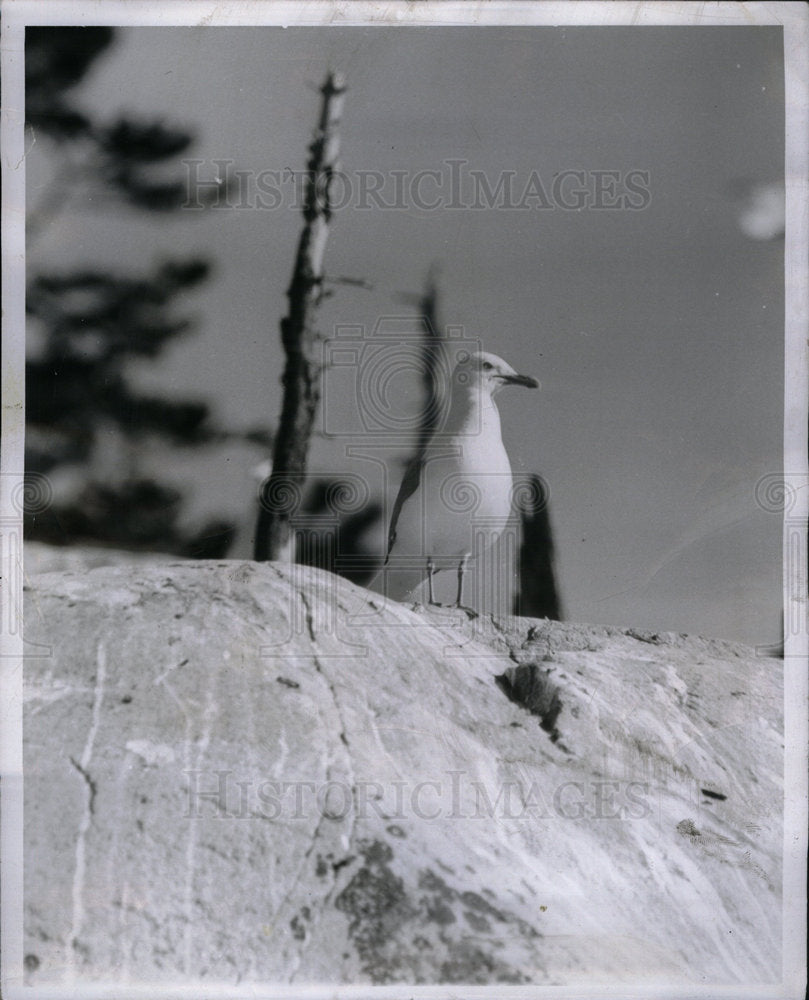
top-left (411, 435), bottom-right (513, 558)
top-left (386, 399), bottom-right (516, 566)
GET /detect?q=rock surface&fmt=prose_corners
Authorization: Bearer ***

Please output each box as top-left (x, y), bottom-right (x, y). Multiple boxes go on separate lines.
top-left (23, 558), bottom-right (783, 987)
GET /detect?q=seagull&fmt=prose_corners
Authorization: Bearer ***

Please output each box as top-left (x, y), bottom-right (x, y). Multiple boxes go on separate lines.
top-left (380, 350), bottom-right (539, 607)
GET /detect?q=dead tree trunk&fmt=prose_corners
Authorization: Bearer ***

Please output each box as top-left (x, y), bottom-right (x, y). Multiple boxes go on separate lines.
top-left (513, 473), bottom-right (563, 620)
top-left (416, 266), bottom-right (443, 456)
top-left (384, 269), bottom-right (445, 564)
top-left (255, 72), bottom-right (347, 562)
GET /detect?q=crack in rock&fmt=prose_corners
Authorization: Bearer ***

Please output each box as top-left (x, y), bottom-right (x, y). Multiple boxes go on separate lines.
top-left (68, 757), bottom-right (97, 816)
top-left (297, 584), bottom-right (317, 644)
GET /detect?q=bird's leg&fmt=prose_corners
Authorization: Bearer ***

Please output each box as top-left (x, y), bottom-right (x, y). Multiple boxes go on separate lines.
top-left (426, 556), bottom-right (437, 605)
top-left (454, 555), bottom-right (468, 608)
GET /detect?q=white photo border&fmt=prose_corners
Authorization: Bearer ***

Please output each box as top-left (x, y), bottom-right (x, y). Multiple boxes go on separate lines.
top-left (1, 3), bottom-right (806, 998)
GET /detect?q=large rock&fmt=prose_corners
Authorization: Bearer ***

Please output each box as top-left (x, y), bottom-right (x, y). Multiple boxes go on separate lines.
top-left (23, 559), bottom-right (782, 987)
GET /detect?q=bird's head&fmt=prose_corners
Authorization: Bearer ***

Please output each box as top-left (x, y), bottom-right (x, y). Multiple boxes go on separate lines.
top-left (452, 351), bottom-right (539, 397)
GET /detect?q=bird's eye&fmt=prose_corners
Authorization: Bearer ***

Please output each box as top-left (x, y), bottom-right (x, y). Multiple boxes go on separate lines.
top-left (482, 362), bottom-right (493, 371)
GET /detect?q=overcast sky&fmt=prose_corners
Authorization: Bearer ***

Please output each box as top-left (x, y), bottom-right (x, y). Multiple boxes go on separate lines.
top-left (29, 25), bottom-right (785, 646)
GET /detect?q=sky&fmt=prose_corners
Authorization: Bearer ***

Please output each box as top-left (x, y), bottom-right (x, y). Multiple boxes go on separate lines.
top-left (27, 24), bottom-right (786, 646)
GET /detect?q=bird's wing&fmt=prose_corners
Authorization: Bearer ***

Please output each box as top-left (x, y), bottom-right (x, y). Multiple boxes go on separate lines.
top-left (385, 449), bottom-right (426, 563)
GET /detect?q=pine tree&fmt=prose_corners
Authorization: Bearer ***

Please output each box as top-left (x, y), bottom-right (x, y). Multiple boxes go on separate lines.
top-left (25, 28), bottom-right (268, 556)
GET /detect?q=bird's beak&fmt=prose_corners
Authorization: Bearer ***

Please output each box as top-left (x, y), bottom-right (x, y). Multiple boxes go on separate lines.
top-left (499, 372), bottom-right (539, 389)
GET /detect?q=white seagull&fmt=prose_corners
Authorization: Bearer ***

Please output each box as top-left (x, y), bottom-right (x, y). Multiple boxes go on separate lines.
top-left (381, 350), bottom-right (539, 606)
